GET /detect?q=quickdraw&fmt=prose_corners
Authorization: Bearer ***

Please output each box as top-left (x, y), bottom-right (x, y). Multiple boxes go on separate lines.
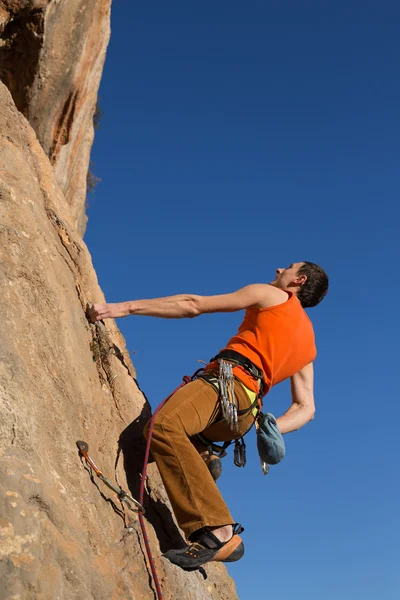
top-left (76, 440), bottom-right (145, 513)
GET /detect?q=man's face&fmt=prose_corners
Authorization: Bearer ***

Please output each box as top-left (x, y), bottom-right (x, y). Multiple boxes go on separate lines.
top-left (272, 262), bottom-right (305, 289)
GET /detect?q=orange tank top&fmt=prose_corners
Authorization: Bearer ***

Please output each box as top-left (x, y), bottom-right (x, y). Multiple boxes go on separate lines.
top-left (214, 291), bottom-right (316, 396)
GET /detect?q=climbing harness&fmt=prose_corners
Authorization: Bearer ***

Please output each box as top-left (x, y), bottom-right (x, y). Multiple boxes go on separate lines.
top-left (203, 350), bottom-right (263, 432)
top-left (210, 350), bottom-right (265, 391)
top-left (76, 440), bottom-right (144, 513)
top-left (196, 433), bottom-right (229, 458)
top-left (199, 349), bottom-right (265, 470)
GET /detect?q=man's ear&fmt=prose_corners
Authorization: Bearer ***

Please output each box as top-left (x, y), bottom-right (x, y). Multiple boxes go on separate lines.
top-left (293, 274), bottom-right (307, 286)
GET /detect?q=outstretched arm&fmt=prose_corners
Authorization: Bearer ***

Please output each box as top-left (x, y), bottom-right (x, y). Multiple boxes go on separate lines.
top-left (276, 363), bottom-right (315, 434)
top-left (88, 284), bottom-right (280, 322)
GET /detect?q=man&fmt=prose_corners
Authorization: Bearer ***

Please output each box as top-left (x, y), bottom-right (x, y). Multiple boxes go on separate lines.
top-left (89, 261), bottom-right (328, 569)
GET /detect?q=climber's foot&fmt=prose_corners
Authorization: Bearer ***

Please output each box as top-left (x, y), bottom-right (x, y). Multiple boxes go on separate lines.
top-left (163, 524), bottom-right (244, 570)
top-left (205, 454), bottom-right (223, 481)
top-left (200, 448), bottom-right (223, 481)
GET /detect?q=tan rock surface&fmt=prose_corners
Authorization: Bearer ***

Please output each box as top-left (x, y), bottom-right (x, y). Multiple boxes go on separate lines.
top-left (0, 82), bottom-right (239, 599)
top-left (0, 0), bottom-right (111, 235)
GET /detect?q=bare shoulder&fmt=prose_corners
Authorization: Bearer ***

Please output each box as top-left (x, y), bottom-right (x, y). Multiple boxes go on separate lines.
top-left (248, 283), bottom-right (289, 309)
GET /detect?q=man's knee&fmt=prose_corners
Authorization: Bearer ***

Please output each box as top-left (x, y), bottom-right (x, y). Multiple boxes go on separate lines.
top-left (143, 414), bottom-right (176, 443)
top-left (145, 414), bottom-right (186, 445)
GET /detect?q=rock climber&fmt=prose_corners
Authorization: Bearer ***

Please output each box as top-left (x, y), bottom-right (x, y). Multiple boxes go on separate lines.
top-left (89, 261), bottom-right (329, 569)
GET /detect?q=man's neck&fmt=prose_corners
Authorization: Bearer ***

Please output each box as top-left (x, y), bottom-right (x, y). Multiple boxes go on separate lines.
top-left (269, 282), bottom-right (299, 297)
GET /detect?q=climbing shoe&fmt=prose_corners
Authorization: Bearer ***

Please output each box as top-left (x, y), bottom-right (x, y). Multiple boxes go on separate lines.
top-left (201, 446), bottom-right (224, 481)
top-left (205, 454), bottom-right (223, 481)
top-left (163, 524), bottom-right (244, 569)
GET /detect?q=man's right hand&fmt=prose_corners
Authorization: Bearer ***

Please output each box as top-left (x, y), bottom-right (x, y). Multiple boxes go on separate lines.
top-left (87, 302), bottom-right (130, 322)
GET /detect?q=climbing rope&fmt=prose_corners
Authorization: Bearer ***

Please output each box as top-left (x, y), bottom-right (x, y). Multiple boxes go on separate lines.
top-left (138, 371), bottom-right (202, 600)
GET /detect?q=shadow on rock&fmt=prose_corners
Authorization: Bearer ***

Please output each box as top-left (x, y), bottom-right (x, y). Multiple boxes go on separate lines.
top-left (118, 401), bottom-right (187, 553)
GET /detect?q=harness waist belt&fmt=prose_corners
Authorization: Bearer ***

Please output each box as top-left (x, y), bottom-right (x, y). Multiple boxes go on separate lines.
top-left (209, 350), bottom-right (264, 383)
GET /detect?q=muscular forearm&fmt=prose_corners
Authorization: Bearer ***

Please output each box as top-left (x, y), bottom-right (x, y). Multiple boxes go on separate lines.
top-left (276, 403), bottom-right (315, 434)
top-left (89, 295), bottom-right (200, 321)
top-left (128, 295), bottom-right (199, 318)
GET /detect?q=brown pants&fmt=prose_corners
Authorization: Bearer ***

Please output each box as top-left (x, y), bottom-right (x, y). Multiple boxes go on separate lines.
top-left (144, 377), bottom-right (255, 539)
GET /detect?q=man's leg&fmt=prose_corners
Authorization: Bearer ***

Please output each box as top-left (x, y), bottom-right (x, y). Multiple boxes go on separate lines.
top-left (144, 378), bottom-right (254, 539)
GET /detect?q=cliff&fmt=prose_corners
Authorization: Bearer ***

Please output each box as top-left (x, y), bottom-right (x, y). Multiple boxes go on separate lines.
top-left (0, 0), bottom-right (110, 235)
top-left (0, 80), bottom-right (239, 600)
top-left (0, 6), bottom-right (240, 599)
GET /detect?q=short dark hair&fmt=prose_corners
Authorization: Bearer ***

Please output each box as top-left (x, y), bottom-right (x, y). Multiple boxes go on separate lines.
top-left (296, 262), bottom-right (329, 308)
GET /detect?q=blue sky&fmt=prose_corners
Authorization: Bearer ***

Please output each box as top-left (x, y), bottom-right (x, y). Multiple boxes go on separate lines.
top-left (85, 3), bottom-right (400, 598)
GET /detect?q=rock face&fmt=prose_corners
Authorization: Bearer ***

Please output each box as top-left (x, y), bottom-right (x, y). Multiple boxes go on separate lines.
top-left (0, 84), bottom-right (240, 598)
top-left (0, 0), bottom-right (110, 235)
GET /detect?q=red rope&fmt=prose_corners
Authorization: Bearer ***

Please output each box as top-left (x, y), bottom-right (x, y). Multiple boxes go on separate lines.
top-left (138, 373), bottom-right (197, 600)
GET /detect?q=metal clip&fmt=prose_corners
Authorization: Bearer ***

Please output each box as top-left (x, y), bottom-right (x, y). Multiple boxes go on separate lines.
top-left (218, 359), bottom-right (238, 431)
top-left (260, 460), bottom-right (270, 476)
top-left (234, 438), bottom-right (246, 467)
